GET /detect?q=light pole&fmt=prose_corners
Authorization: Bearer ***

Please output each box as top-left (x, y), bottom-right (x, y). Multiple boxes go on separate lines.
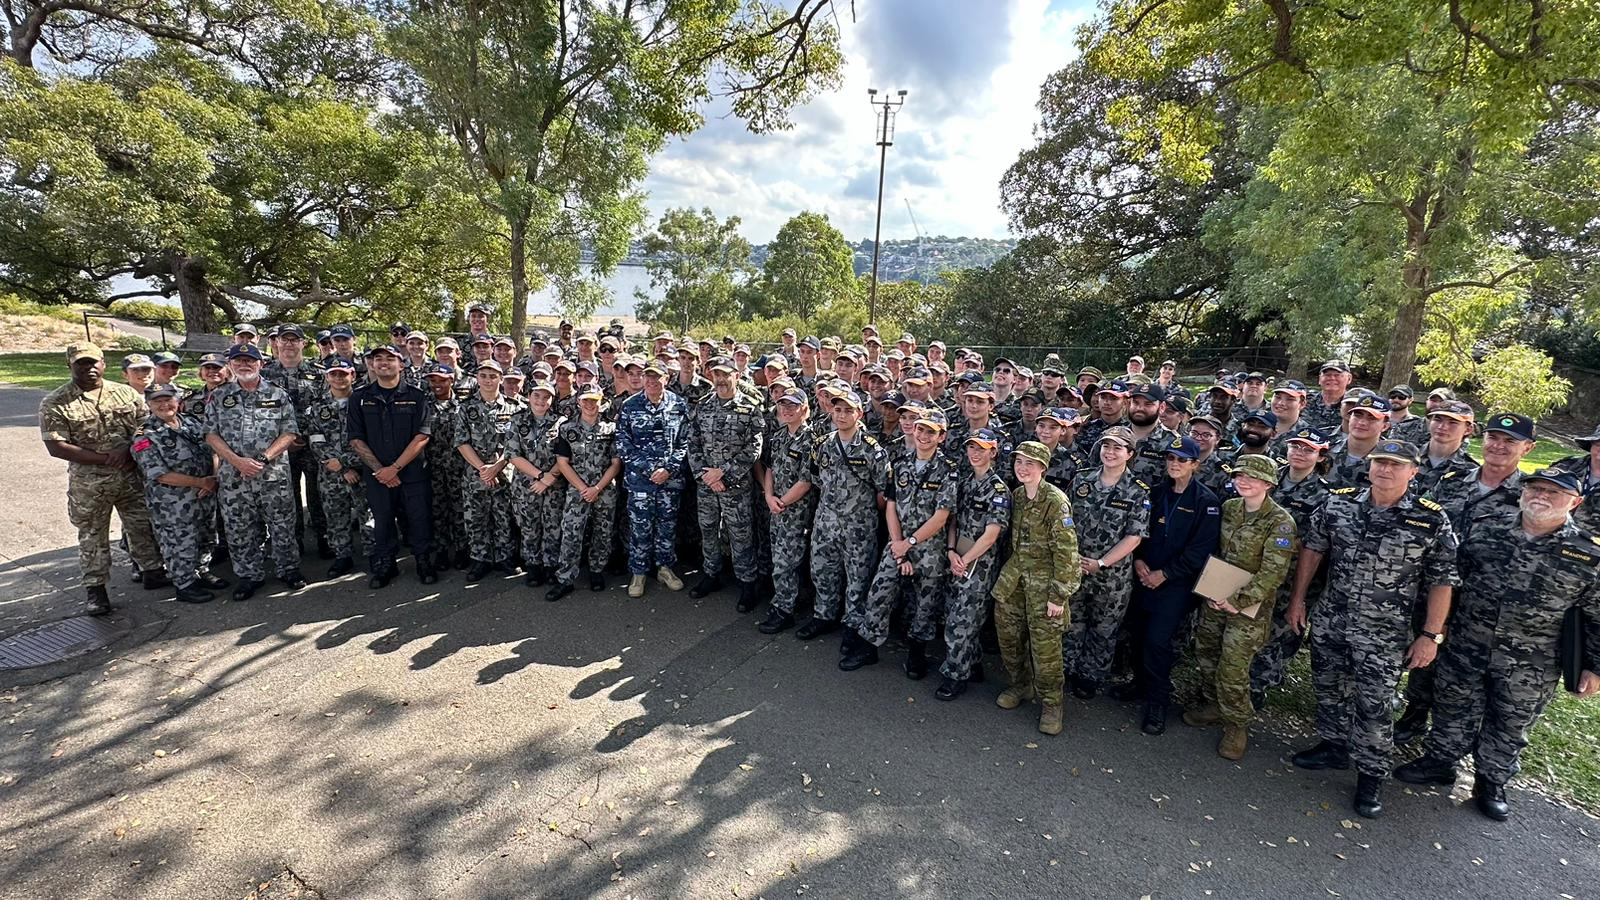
top-left (867, 88), bottom-right (906, 325)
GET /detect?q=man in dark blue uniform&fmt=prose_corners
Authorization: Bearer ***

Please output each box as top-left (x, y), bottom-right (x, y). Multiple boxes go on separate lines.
top-left (1114, 435), bottom-right (1223, 733)
top-left (348, 344), bottom-right (437, 588)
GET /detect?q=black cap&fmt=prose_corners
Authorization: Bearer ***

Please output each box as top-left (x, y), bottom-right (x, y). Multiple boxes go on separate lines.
top-left (1128, 383), bottom-right (1166, 402)
top-left (1483, 412), bottom-right (1535, 442)
top-left (1524, 467), bottom-right (1581, 495)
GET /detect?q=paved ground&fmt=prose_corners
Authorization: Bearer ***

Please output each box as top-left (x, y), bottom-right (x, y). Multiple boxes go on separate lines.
top-left (2, 381), bottom-right (1597, 900)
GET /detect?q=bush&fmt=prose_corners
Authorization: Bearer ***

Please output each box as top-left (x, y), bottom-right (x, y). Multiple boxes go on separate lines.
top-left (1474, 344), bottom-right (1571, 420)
top-left (108, 299), bottom-right (185, 325)
top-left (0, 293), bottom-right (82, 323)
top-left (110, 334), bottom-right (160, 352)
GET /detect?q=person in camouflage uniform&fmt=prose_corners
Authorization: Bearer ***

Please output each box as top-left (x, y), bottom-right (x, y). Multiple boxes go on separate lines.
top-left (935, 427), bottom-right (1013, 699)
top-left (1325, 395), bottom-right (1390, 489)
top-left (454, 360), bottom-right (520, 581)
top-left (1385, 386), bottom-right (1430, 446)
top-left (1064, 427), bottom-right (1151, 698)
top-left (757, 388), bottom-right (820, 633)
top-left (422, 364), bottom-right (466, 569)
top-left (548, 388), bottom-right (622, 600)
top-left (1550, 424), bottom-right (1600, 533)
top-left (993, 441), bottom-right (1081, 736)
top-left (1188, 416), bottom-right (1232, 497)
top-left (204, 344), bottom-right (306, 599)
top-left (1185, 454), bottom-right (1297, 760)
top-left (942, 381), bottom-right (1013, 476)
top-left (1125, 383), bottom-right (1179, 484)
top-left (797, 391), bottom-right (891, 641)
top-left (1411, 401), bottom-right (1478, 496)
top-left (687, 357), bottom-right (765, 607)
top-left (1301, 360), bottom-right (1353, 433)
top-left (845, 410), bottom-right (959, 672)
top-left (1033, 408), bottom-right (1088, 492)
top-left (507, 382), bottom-right (567, 587)
top-left (616, 361), bottom-right (691, 598)
top-left (1286, 439), bottom-right (1459, 819)
top-left (1250, 428), bottom-right (1333, 705)
top-left (262, 324), bottom-right (329, 557)
top-left (302, 358), bottom-right (371, 575)
top-left (1396, 468), bottom-right (1600, 821)
top-left (131, 384), bottom-right (226, 603)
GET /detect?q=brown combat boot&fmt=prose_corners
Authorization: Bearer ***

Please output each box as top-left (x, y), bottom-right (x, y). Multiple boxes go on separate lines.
top-left (996, 685), bottom-right (1035, 710)
top-left (1218, 724), bottom-right (1248, 760)
top-left (1038, 703), bottom-right (1064, 736)
top-left (1183, 704), bottom-right (1221, 727)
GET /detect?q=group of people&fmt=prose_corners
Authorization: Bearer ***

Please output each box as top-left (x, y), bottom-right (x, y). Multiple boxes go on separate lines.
top-left (36, 312), bottom-right (1600, 825)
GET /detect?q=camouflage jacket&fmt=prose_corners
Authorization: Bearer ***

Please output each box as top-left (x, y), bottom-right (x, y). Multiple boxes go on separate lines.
top-left (1451, 511), bottom-right (1600, 669)
top-left (1424, 466), bottom-right (1525, 533)
top-left (553, 416), bottom-right (619, 486)
top-left (993, 482), bottom-right (1081, 607)
top-left (1218, 496), bottom-right (1297, 613)
top-left (204, 379), bottom-right (298, 466)
top-left (1067, 467), bottom-right (1152, 559)
top-left (810, 429), bottom-right (891, 517)
top-left (1303, 487), bottom-right (1460, 621)
top-left (131, 413), bottom-right (212, 503)
top-left (616, 390), bottom-right (691, 492)
top-left (688, 390), bottom-right (764, 489)
top-left (301, 393), bottom-right (360, 471)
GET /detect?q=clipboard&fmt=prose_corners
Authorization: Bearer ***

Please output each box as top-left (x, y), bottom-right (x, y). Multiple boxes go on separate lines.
top-left (1194, 555), bottom-right (1263, 618)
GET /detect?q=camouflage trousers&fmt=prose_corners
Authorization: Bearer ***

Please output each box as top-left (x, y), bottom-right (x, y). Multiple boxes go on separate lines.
top-left (461, 481), bottom-right (514, 564)
top-left (1309, 597), bottom-right (1411, 777)
top-left (146, 487), bottom-right (217, 588)
top-left (556, 486), bottom-right (617, 584)
top-left (67, 468), bottom-right (162, 587)
top-left (1422, 635), bottom-right (1560, 786)
top-left (994, 574), bottom-right (1068, 706)
top-left (936, 554), bottom-right (999, 682)
top-left (1194, 605), bottom-right (1275, 725)
top-left (218, 463), bottom-right (301, 581)
top-left (851, 546), bottom-right (945, 646)
top-left (512, 478), bottom-right (566, 570)
top-left (427, 452), bottom-right (464, 559)
top-left (753, 487), bottom-right (773, 578)
top-left (318, 469), bottom-right (372, 560)
top-left (1064, 564), bottom-right (1135, 686)
top-left (695, 480), bottom-right (756, 583)
top-left (809, 504), bottom-right (878, 623)
top-left (627, 488), bottom-right (681, 575)
top-left (767, 497), bottom-right (815, 615)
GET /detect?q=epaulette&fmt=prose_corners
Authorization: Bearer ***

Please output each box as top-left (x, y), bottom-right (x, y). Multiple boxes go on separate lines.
top-left (1329, 486), bottom-right (1358, 495)
top-left (1416, 496), bottom-right (1444, 512)
top-left (1440, 470), bottom-right (1460, 480)
top-left (1134, 478), bottom-right (1150, 491)
top-left (861, 432), bottom-right (881, 448)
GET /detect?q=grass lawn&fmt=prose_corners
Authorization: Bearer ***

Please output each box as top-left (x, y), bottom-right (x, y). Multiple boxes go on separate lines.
top-left (0, 351), bottom-right (205, 392)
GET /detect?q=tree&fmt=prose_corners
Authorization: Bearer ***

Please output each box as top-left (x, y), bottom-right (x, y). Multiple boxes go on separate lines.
top-left (386, 0), bottom-right (842, 346)
top-left (634, 207), bottom-right (753, 333)
top-left (1085, 1), bottom-right (1600, 386)
top-left (760, 210), bottom-right (857, 320)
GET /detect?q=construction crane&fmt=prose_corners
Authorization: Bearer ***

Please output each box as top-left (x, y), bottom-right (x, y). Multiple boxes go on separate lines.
top-left (904, 198), bottom-right (927, 279)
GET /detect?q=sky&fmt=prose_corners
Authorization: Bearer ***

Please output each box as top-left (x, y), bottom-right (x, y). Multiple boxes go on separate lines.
top-left (641, 0), bottom-right (1094, 244)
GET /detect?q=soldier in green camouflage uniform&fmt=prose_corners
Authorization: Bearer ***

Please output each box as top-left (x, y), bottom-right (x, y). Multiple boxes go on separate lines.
top-left (1187, 455), bottom-right (1297, 759)
top-left (454, 360), bottom-right (520, 580)
top-left (796, 391), bottom-right (891, 640)
top-left (1397, 469), bottom-right (1600, 821)
top-left (688, 357), bottom-right (766, 603)
top-left (548, 388), bottom-right (621, 599)
top-left (131, 384), bottom-right (223, 603)
top-left (845, 410), bottom-right (959, 672)
top-left (935, 427), bottom-right (1013, 699)
top-left (756, 388), bottom-right (820, 633)
top-left (1287, 439), bottom-right (1458, 819)
top-left (302, 359), bottom-right (371, 573)
top-left (422, 365), bottom-right (465, 569)
top-left (508, 382), bottom-right (566, 586)
top-left (1064, 427), bottom-right (1151, 697)
top-left (993, 441), bottom-right (1081, 735)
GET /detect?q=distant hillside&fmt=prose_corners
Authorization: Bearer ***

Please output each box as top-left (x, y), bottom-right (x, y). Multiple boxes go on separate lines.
top-left (592, 235), bottom-right (1017, 283)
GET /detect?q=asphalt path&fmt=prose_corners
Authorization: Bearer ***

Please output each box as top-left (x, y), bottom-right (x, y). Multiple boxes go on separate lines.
top-left (1, 381), bottom-right (1596, 900)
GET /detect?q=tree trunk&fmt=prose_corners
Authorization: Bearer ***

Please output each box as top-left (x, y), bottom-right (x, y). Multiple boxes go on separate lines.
top-left (172, 254), bottom-right (217, 334)
top-left (508, 214), bottom-right (529, 350)
top-left (1380, 228), bottom-right (1430, 389)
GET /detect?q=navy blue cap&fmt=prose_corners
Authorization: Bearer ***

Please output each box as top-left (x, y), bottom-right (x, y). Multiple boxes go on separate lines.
top-left (424, 362), bottom-right (455, 377)
top-left (144, 383), bottom-right (181, 400)
top-left (1484, 412), bottom-right (1536, 442)
top-left (151, 351), bottom-right (181, 366)
top-left (225, 344), bottom-right (263, 361)
top-left (799, 336), bottom-right (821, 351)
top-left (1165, 393), bottom-right (1191, 413)
top-left (278, 323), bottom-right (305, 339)
top-left (329, 324), bottom-right (355, 339)
top-left (315, 330), bottom-right (332, 342)
top-left (1209, 377), bottom-right (1239, 396)
top-left (364, 344), bottom-right (402, 358)
top-left (1286, 427), bottom-right (1332, 448)
top-left (1369, 440), bottom-right (1421, 464)
top-left (1129, 383), bottom-right (1166, 401)
top-left (1240, 409), bottom-right (1278, 428)
top-left (1162, 435), bottom-right (1201, 460)
top-left (323, 357), bottom-right (355, 372)
top-left (1349, 395), bottom-right (1392, 417)
top-left (1524, 467), bottom-right (1581, 495)
top-left (954, 371), bottom-right (984, 385)
top-left (1272, 379), bottom-right (1307, 396)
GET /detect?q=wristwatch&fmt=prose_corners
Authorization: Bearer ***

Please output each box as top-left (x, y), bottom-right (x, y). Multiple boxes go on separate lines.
top-left (1420, 629), bottom-right (1444, 645)
top-left (906, 536), bottom-right (918, 547)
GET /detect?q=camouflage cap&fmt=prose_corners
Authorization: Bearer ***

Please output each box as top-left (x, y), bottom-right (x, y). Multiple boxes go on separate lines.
top-left (1013, 440), bottom-right (1053, 467)
top-left (1229, 453), bottom-right (1281, 486)
top-left (1097, 425), bottom-right (1136, 449)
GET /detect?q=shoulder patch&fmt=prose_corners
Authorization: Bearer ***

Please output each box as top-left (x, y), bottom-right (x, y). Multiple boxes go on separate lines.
top-left (1274, 537), bottom-right (1293, 548)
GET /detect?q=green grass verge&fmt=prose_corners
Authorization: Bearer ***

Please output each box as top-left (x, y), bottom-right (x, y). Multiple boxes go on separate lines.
top-left (0, 351), bottom-right (204, 391)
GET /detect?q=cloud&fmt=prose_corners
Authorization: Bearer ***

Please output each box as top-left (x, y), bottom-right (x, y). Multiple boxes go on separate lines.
top-left (638, 0), bottom-right (1096, 243)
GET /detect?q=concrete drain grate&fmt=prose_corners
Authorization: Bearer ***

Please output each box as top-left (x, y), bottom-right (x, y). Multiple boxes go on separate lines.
top-left (0, 615), bottom-right (129, 669)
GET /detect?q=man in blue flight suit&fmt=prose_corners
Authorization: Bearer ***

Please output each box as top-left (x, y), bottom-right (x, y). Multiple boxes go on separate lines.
top-left (1114, 435), bottom-right (1223, 734)
top-left (615, 360), bottom-right (692, 598)
top-left (347, 344), bottom-right (437, 588)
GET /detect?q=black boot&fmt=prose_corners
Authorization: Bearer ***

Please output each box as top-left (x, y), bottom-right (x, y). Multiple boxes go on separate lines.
top-left (1394, 755), bottom-right (1458, 786)
top-left (794, 616), bottom-right (839, 641)
top-left (454, 548), bottom-right (471, 570)
top-left (1474, 774), bottom-right (1509, 821)
top-left (588, 571), bottom-right (605, 592)
top-left (281, 570), bottom-right (308, 590)
top-left (1108, 680), bottom-right (1144, 702)
top-left (432, 550), bottom-right (454, 571)
top-left (496, 558), bottom-right (522, 576)
top-left (935, 677), bottom-right (967, 701)
top-left (141, 568), bottom-right (172, 590)
top-left (689, 573), bottom-right (722, 599)
top-left (174, 583), bottom-right (214, 604)
top-left (1070, 678), bottom-right (1098, 701)
top-left (903, 639), bottom-right (928, 680)
top-left (969, 660), bottom-right (986, 683)
top-left (317, 534), bottom-right (334, 560)
top-left (839, 630), bottom-right (879, 671)
top-left (757, 608), bottom-right (795, 634)
top-left (1291, 740), bottom-right (1351, 771)
top-left (525, 564), bottom-right (549, 587)
top-left (545, 581), bottom-right (575, 602)
top-left (85, 585), bottom-right (111, 616)
top-left (328, 557), bottom-right (355, 577)
top-left (1354, 774), bottom-right (1384, 819)
top-left (1141, 701), bottom-right (1168, 736)
top-left (736, 580), bottom-right (759, 613)
top-left (416, 560), bottom-right (437, 585)
top-left (1392, 704), bottom-right (1431, 745)
top-left (368, 568), bottom-right (396, 589)
top-left (196, 570), bottom-right (229, 590)
top-left (465, 560), bottom-right (492, 583)
top-left (232, 579), bottom-right (262, 602)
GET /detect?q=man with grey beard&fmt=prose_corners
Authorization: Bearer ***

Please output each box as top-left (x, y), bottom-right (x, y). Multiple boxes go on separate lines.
top-left (1396, 468), bottom-right (1600, 822)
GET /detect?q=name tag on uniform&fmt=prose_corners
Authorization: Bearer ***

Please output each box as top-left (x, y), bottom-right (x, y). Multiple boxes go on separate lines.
top-left (1108, 499), bottom-right (1133, 510)
top-left (259, 399), bottom-right (282, 408)
top-left (847, 457), bottom-right (866, 467)
top-left (1559, 546), bottom-right (1599, 566)
top-left (1401, 517), bottom-right (1436, 531)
